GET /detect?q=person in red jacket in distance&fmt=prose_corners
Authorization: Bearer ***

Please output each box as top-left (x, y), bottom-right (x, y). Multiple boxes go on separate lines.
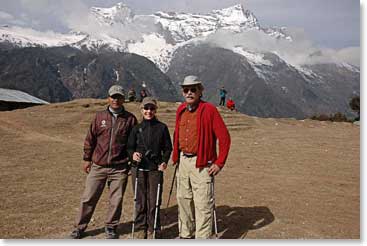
top-left (226, 98), bottom-right (236, 111)
top-left (172, 75), bottom-right (231, 239)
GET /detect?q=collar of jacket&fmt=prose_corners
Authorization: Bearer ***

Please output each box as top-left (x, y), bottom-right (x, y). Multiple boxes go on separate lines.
top-left (106, 105), bottom-right (125, 117)
top-left (178, 100), bottom-right (205, 115)
top-left (141, 117), bottom-right (158, 126)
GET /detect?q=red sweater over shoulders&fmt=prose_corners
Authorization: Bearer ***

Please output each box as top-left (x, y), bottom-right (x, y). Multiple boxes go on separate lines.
top-left (172, 100), bottom-right (231, 168)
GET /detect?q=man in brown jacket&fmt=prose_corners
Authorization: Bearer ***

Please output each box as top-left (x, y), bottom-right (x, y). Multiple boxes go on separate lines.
top-left (69, 85), bottom-right (137, 239)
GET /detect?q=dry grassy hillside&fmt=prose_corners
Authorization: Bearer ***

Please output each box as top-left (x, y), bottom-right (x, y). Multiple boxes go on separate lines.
top-left (0, 99), bottom-right (360, 239)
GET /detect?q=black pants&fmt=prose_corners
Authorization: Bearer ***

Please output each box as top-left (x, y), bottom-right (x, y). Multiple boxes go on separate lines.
top-left (131, 168), bottom-right (163, 232)
top-left (219, 97), bottom-right (225, 106)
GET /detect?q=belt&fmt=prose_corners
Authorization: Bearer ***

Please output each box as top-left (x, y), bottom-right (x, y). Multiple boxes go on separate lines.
top-left (93, 163), bottom-right (128, 168)
top-left (182, 153), bottom-right (196, 158)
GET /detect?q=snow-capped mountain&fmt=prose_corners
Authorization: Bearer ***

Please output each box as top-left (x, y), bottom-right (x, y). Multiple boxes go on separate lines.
top-left (0, 3), bottom-right (291, 69)
top-left (0, 26), bottom-right (85, 48)
top-left (165, 43), bottom-right (359, 118)
top-left (90, 2), bottom-right (134, 26)
top-left (0, 2), bottom-right (360, 118)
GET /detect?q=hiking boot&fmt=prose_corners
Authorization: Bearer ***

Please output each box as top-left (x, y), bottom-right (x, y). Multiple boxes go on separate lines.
top-left (179, 236), bottom-right (195, 239)
top-left (68, 229), bottom-right (84, 239)
top-left (147, 230), bottom-right (162, 239)
top-left (131, 230), bottom-right (146, 239)
top-left (105, 227), bottom-right (118, 239)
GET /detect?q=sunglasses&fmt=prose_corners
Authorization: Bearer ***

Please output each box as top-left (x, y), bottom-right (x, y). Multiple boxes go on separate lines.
top-left (143, 105), bottom-right (156, 111)
top-left (183, 87), bottom-right (197, 94)
top-left (110, 95), bottom-right (124, 100)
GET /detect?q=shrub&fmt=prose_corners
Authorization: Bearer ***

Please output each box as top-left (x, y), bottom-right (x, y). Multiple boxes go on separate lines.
top-left (309, 112), bottom-right (351, 122)
top-left (349, 96), bottom-right (360, 121)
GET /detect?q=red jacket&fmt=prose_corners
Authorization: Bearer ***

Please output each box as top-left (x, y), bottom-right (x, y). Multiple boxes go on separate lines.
top-left (172, 100), bottom-right (231, 168)
top-left (227, 99), bottom-right (235, 109)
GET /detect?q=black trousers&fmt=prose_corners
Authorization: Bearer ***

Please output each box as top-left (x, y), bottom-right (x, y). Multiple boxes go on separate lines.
top-left (131, 168), bottom-right (163, 232)
top-left (219, 97), bottom-right (225, 106)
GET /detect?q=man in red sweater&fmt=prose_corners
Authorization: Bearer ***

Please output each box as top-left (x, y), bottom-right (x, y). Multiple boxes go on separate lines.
top-left (172, 75), bottom-right (231, 239)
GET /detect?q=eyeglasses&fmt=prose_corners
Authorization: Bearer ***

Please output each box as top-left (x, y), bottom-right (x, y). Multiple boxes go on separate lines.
top-left (110, 95), bottom-right (124, 100)
top-left (183, 87), bottom-right (197, 94)
top-left (143, 105), bottom-right (156, 111)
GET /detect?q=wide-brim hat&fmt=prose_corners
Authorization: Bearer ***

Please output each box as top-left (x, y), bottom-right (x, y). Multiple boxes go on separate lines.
top-left (180, 75), bottom-right (202, 87)
top-left (108, 85), bottom-right (125, 97)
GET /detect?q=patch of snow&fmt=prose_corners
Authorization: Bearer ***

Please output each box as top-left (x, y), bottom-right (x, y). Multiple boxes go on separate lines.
top-left (90, 2), bottom-right (134, 26)
top-left (0, 26), bottom-right (85, 47)
top-left (337, 62), bottom-right (360, 73)
top-left (232, 47), bottom-right (273, 66)
top-left (281, 86), bottom-right (289, 93)
top-left (211, 4), bottom-right (258, 29)
top-left (233, 47), bottom-right (273, 82)
top-left (128, 33), bottom-right (176, 72)
top-left (294, 65), bottom-right (322, 84)
top-left (0, 2), bottom-right (295, 75)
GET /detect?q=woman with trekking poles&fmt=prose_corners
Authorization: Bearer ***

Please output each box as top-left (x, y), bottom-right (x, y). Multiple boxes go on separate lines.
top-left (127, 97), bottom-right (172, 239)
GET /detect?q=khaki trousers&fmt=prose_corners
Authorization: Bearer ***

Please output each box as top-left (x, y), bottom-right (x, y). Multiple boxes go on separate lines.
top-left (177, 153), bottom-right (213, 239)
top-left (74, 163), bottom-right (129, 231)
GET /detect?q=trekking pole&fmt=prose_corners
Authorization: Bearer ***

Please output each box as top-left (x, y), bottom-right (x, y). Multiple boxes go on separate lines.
top-left (131, 167), bottom-right (139, 239)
top-left (166, 165), bottom-right (178, 209)
top-left (211, 175), bottom-right (218, 239)
top-left (153, 171), bottom-right (163, 239)
top-left (163, 164), bottom-right (178, 231)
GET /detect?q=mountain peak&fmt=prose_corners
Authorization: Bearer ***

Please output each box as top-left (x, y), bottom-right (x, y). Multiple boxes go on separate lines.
top-left (151, 4), bottom-right (261, 43)
top-left (215, 4), bottom-right (246, 13)
top-left (115, 2), bottom-right (127, 9)
top-left (210, 4), bottom-right (259, 29)
top-left (90, 2), bottom-right (134, 26)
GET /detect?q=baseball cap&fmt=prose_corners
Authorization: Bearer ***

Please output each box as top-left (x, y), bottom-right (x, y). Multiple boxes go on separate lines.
top-left (141, 97), bottom-right (158, 108)
top-left (108, 85), bottom-right (125, 97)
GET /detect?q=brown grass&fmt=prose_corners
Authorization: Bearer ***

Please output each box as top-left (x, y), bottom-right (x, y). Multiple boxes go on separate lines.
top-left (0, 99), bottom-right (360, 239)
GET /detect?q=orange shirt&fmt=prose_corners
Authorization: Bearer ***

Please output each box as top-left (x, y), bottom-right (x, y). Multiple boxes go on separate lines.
top-left (179, 109), bottom-right (198, 154)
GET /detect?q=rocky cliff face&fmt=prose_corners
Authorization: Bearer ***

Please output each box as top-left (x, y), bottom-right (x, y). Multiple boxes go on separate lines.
top-left (166, 44), bottom-right (359, 119)
top-left (0, 3), bottom-right (359, 118)
top-left (0, 46), bottom-right (179, 103)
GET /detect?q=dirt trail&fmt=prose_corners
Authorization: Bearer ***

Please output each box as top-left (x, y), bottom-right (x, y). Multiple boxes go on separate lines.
top-left (0, 99), bottom-right (359, 239)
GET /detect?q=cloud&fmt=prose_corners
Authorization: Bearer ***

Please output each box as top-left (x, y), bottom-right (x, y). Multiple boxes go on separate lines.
top-left (205, 28), bottom-right (360, 67)
top-left (8, 0), bottom-right (157, 42)
top-left (0, 10), bottom-right (29, 26)
top-left (73, 15), bottom-right (158, 44)
top-left (0, 0), bottom-right (91, 31)
top-left (0, 11), bottom-right (14, 21)
top-left (333, 47), bottom-right (360, 67)
top-left (122, 0), bottom-right (248, 14)
top-left (0, 0), bottom-right (359, 61)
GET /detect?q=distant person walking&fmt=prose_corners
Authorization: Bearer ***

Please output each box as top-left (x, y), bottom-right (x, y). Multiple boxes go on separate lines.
top-left (127, 97), bottom-right (172, 239)
top-left (138, 89), bottom-right (148, 102)
top-left (172, 75), bottom-right (231, 239)
top-left (69, 85), bottom-right (137, 239)
top-left (219, 86), bottom-right (227, 106)
top-left (128, 87), bottom-right (137, 102)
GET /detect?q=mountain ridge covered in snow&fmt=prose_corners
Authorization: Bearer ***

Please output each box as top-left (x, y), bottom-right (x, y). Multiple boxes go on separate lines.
top-left (0, 3), bottom-right (294, 70)
top-left (0, 2), bottom-right (360, 119)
